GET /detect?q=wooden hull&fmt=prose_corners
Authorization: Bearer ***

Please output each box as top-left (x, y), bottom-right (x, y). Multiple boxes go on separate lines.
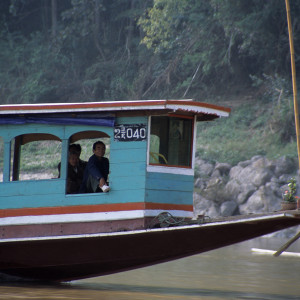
top-left (0, 212), bottom-right (300, 282)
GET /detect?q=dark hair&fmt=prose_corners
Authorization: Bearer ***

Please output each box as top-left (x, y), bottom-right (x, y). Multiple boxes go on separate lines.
top-left (69, 144), bottom-right (81, 154)
top-left (93, 141), bottom-right (106, 150)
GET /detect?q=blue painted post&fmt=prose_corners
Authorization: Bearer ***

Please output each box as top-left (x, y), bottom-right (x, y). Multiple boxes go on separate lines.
top-left (3, 140), bottom-right (11, 183)
top-left (60, 139), bottom-right (69, 180)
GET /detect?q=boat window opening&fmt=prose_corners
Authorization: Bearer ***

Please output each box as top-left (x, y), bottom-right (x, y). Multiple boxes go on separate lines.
top-left (10, 135), bottom-right (61, 181)
top-left (67, 131), bottom-right (110, 194)
top-left (0, 137), bottom-right (3, 182)
top-left (150, 116), bottom-right (193, 167)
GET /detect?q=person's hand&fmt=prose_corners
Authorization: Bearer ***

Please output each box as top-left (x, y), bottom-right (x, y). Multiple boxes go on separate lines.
top-left (99, 177), bottom-right (106, 187)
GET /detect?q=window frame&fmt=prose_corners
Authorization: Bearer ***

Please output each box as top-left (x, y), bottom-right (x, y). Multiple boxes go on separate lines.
top-left (147, 114), bottom-right (196, 175)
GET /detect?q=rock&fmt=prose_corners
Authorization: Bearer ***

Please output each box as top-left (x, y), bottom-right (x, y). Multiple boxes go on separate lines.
top-left (193, 193), bottom-right (219, 218)
top-left (193, 155), bottom-right (299, 238)
top-left (214, 162), bottom-right (231, 176)
top-left (220, 201), bottom-right (238, 216)
top-left (278, 174), bottom-right (293, 184)
top-left (239, 188), bottom-right (265, 214)
top-left (202, 177), bottom-right (226, 203)
top-left (239, 185), bottom-right (281, 214)
top-left (229, 165), bottom-right (243, 180)
top-left (236, 184), bottom-right (257, 204)
top-left (194, 177), bottom-right (206, 190)
top-left (274, 156), bottom-right (297, 176)
top-left (195, 158), bottom-right (214, 177)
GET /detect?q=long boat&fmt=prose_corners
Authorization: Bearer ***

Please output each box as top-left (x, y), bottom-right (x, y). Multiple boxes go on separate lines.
top-left (0, 99), bottom-right (300, 282)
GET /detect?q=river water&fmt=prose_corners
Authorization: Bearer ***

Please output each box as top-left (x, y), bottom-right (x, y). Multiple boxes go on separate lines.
top-left (0, 236), bottom-right (300, 300)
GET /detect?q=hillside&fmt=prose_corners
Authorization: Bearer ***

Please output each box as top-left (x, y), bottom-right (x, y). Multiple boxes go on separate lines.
top-left (196, 90), bottom-right (298, 165)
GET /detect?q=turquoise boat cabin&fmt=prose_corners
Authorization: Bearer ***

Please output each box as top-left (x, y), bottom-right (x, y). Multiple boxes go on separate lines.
top-left (0, 100), bottom-right (230, 238)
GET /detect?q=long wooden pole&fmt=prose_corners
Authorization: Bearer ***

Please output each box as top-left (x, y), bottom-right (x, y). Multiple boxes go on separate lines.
top-left (285, 0), bottom-right (300, 172)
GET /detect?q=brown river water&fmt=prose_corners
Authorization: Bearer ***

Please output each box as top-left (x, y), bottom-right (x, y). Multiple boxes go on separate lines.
top-left (0, 236), bottom-right (299, 300)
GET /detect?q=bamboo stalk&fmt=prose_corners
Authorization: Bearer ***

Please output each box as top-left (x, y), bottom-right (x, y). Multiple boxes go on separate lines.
top-left (273, 231), bottom-right (300, 257)
top-left (285, 0), bottom-right (300, 172)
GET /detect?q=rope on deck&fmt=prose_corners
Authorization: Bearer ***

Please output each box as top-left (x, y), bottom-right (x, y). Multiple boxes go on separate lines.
top-left (148, 211), bottom-right (211, 229)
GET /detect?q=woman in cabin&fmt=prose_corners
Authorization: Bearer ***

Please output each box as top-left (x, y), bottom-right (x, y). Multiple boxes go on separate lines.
top-left (80, 141), bottom-right (110, 193)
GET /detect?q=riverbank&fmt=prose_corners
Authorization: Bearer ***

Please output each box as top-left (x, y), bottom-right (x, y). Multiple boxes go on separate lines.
top-left (194, 155), bottom-right (300, 237)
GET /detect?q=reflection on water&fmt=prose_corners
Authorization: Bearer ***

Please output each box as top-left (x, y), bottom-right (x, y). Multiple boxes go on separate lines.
top-left (0, 237), bottom-right (300, 299)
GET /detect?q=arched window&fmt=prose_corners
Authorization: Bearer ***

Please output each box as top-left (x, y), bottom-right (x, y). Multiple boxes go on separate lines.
top-left (65, 130), bottom-right (110, 194)
top-left (11, 133), bottom-right (61, 181)
top-left (69, 130), bottom-right (110, 162)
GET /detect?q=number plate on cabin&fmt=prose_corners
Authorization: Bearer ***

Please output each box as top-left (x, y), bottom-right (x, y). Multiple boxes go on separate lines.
top-left (114, 124), bottom-right (147, 141)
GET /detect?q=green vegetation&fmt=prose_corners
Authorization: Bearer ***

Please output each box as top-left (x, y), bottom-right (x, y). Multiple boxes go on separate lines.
top-left (197, 95), bottom-right (297, 165)
top-left (0, 0), bottom-right (300, 169)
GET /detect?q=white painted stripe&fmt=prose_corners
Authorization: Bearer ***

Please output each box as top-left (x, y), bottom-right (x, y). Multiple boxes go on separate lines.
top-left (0, 209), bottom-right (193, 226)
top-left (147, 165), bottom-right (194, 175)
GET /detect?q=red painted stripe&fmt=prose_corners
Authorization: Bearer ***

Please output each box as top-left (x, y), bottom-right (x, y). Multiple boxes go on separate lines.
top-left (0, 202), bottom-right (193, 218)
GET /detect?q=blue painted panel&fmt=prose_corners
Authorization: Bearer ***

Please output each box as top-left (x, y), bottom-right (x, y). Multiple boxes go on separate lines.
top-left (0, 124), bottom-right (65, 141)
top-left (145, 190), bottom-right (193, 205)
top-left (109, 175), bottom-right (146, 191)
top-left (64, 189), bottom-right (146, 205)
top-left (64, 125), bottom-right (113, 139)
top-left (0, 116), bottom-right (150, 210)
top-left (0, 124), bottom-right (114, 142)
top-left (146, 176), bottom-right (193, 192)
top-left (0, 180), bottom-right (65, 197)
top-left (145, 171), bottom-right (194, 205)
top-left (146, 171), bottom-right (193, 182)
top-left (111, 148), bottom-right (146, 164)
top-left (110, 161), bottom-right (146, 177)
top-left (0, 185), bottom-right (146, 209)
top-left (111, 141), bottom-right (147, 150)
top-left (115, 116), bottom-right (148, 125)
top-left (0, 194), bottom-right (64, 209)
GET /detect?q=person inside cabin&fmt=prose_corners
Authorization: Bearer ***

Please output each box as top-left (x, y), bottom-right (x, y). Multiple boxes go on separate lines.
top-left (66, 151), bottom-right (85, 194)
top-left (79, 141), bottom-right (110, 193)
top-left (58, 144), bottom-right (86, 194)
top-left (58, 144), bottom-right (87, 178)
top-left (70, 143), bottom-right (87, 170)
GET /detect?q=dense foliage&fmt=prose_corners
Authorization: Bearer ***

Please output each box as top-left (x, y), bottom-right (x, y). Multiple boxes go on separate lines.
top-left (1, 0), bottom-right (299, 104)
top-left (0, 0), bottom-right (300, 163)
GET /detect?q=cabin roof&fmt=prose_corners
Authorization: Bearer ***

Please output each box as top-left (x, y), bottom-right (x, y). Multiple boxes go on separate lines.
top-left (0, 99), bottom-right (230, 119)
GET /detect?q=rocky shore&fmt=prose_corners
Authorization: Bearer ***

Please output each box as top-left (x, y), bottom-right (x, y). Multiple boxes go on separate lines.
top-left (194, 155), bottom-right (300, 238)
